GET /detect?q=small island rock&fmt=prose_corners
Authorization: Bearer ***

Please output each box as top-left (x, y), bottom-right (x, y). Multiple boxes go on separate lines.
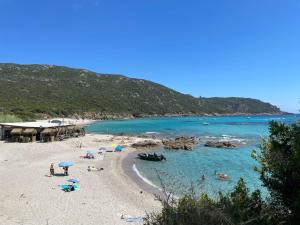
top-left (131, 140), bottom-right (162, 148)
top-left (162, 136), bottom-right (197, 150)
top-left (204, 141), bottom-right (238, 148)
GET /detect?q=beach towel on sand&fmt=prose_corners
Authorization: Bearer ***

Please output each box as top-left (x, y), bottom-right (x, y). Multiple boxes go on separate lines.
top-left (126, 216), bottom-right (144, 223)
top-left (88, 166), bottom-right (103, 171)
top-left (60, 184), bottom-right (79, 191)
top-left (120, 214), bottom-right (144, 223)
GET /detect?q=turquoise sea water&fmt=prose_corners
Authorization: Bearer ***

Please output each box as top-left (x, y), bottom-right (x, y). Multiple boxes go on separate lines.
top-left (86, 115), bottom-right (299, 197)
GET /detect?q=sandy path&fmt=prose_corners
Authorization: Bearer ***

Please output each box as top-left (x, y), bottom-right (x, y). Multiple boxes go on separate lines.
top-left (0, 134), bottom-right (161, 225)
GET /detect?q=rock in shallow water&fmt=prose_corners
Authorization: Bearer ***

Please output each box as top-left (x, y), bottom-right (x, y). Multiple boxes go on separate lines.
top-left (204, 140), bottom-right (238, 148)
top-left (162, 136), bottom-right (197, 150)
top-left (131, 140), bottom-right (162, 148)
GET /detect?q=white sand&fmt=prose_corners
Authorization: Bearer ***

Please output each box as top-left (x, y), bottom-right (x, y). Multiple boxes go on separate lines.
top-left (0, 134), bottom-right (161, 225)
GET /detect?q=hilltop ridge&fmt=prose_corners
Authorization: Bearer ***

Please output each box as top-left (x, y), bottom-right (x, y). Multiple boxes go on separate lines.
top-left (0, 63), bottom-right (282, 120)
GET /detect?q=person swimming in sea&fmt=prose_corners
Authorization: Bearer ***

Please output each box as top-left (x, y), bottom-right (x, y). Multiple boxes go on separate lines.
top-left (216, 173), bottom-right (229, 181)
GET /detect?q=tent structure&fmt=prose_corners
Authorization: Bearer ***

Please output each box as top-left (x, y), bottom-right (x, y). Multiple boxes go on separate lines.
top-left (0, 122), bottom-right (85, 142)
top-left (23, 128), bottom-right (37, 142)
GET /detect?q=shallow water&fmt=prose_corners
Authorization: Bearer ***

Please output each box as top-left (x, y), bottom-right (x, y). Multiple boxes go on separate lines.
top-left (87, 115), bottom-right (299, 197)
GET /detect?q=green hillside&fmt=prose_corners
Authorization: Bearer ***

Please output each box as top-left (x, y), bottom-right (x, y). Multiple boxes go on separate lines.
top-left (0, 63), bottom-right (282, 120)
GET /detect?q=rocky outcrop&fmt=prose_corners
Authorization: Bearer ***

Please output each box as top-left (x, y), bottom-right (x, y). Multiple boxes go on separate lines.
top-left (162, 136), bottom-right (197, 151)
top-left (73, 112), bottom-right (135, 120)
top-left (70, 112), bottom-right (288, 121)
top-left (204, 141), bottom-right (238, 148)
top-left (131, 140), bottom-right (162, 148)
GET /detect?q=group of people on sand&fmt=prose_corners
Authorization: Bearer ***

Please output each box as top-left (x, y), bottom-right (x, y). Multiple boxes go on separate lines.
top-left (81, 153), bottom-right (95, 159)
top-left (50, 163), bottom-right (104, 176)
top-left (49, 163), bottom-right (69, 176)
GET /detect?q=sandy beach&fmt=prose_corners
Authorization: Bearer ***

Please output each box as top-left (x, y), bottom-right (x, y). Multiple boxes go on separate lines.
top-left (0, 134), bottom-right (161, 225)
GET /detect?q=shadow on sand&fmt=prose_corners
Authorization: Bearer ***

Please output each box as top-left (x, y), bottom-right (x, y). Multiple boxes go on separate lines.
top-left (44, 173), bottom-right (67, 177)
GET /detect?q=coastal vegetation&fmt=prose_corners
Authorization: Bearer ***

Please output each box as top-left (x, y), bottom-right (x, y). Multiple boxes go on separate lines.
top-left (0, 63), bottom-right (282, 120)
top-left (0, 112), bottom-right (22, 123)
top-left (145, 121), bottom-right (300, 225)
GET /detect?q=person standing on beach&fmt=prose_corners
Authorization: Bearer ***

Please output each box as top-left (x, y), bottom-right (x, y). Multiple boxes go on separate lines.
top-left (50, 163), bottom-right (54, 176)
top-left (63, 167), bottom-right (68, 176)
top-left (65, 167), bottom-right (69, 176)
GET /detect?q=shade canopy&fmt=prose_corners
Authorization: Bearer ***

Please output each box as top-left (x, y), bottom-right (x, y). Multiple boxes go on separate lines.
top-left (10, 128), bottom-right (22, 135)
top-left (87, 150), bottom-right (96, 155)
top-left (58, 161), bottom-right (74, 167)
top-left (67, 178), bottom-right (79, 183)
top-left (66, 126), bottom-right (76, 130)
top-left (42, 128), bottom-right (56, 134)
top-left (23, 128), bottom-right (37, 134)
top-left (58, 127), bottom-right (67, 133)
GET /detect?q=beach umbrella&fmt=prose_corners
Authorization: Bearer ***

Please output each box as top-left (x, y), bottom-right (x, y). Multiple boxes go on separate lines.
top-left (58, 161), bottom-right (74, 168)
top-left (115, 145), bottom-right (123, 152)
top-left (67, 178), bottom-right (80, 183)
top-left (87, 150), bottom-right (96, 155)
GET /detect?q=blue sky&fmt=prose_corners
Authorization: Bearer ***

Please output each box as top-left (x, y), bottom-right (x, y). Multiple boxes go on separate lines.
top-left (0, 0), bottom-right (299, 113)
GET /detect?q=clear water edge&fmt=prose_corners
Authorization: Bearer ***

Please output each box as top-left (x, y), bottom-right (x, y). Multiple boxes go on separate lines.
top-left (86, 115), bottom-right (299, 197)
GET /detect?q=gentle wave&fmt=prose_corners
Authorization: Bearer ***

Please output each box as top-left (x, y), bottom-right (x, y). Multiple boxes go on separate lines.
top-left (132, 164), bottom-right (179, 199)
top-left (145, 132), bottom-right (160, 134)
top-left (132, 164), bottom-right (161, 190)
top-left (202, 134), bottom-right (247, 144)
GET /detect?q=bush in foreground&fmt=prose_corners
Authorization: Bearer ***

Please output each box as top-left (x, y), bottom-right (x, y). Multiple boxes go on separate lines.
top-left (253, 121), bottom-right (300, 224)
top-left (144, 178), bottom-right (280, 225)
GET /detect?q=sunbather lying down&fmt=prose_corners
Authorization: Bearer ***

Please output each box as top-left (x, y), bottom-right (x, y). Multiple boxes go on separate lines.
top-left (87, 166), bottom-right (104, 172)
top-left (80, 153), bottom-right (95, 159)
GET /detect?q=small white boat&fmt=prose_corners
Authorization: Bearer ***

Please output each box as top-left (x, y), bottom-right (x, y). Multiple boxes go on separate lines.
top-left (203, 122), bottom-right (209, 125)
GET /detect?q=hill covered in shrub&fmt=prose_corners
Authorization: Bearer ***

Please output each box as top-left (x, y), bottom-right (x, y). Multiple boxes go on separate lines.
top-left (0, 63), bottom-right (282, 120)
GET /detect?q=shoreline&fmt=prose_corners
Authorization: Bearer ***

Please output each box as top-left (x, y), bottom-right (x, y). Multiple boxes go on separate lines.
top-left (122, 150), bottom-right (165, 199)
top-left (32, 113), bottom-right (292, 124)
top-left (86, 112), bottom-right (291, 121)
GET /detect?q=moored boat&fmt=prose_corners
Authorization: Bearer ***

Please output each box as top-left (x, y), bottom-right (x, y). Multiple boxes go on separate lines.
top-left (138, 153), bottom-right (166, 161)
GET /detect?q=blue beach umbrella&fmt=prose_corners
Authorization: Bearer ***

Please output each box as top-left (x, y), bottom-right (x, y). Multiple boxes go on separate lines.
top-left (58, 161), bottom-right (74, 168)
top-left (115, 145), bottom-right (123, 152)
top-left (87, 150), bottom-right (96, 155)
top-left (67, 178), bottom-right (80, 183)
